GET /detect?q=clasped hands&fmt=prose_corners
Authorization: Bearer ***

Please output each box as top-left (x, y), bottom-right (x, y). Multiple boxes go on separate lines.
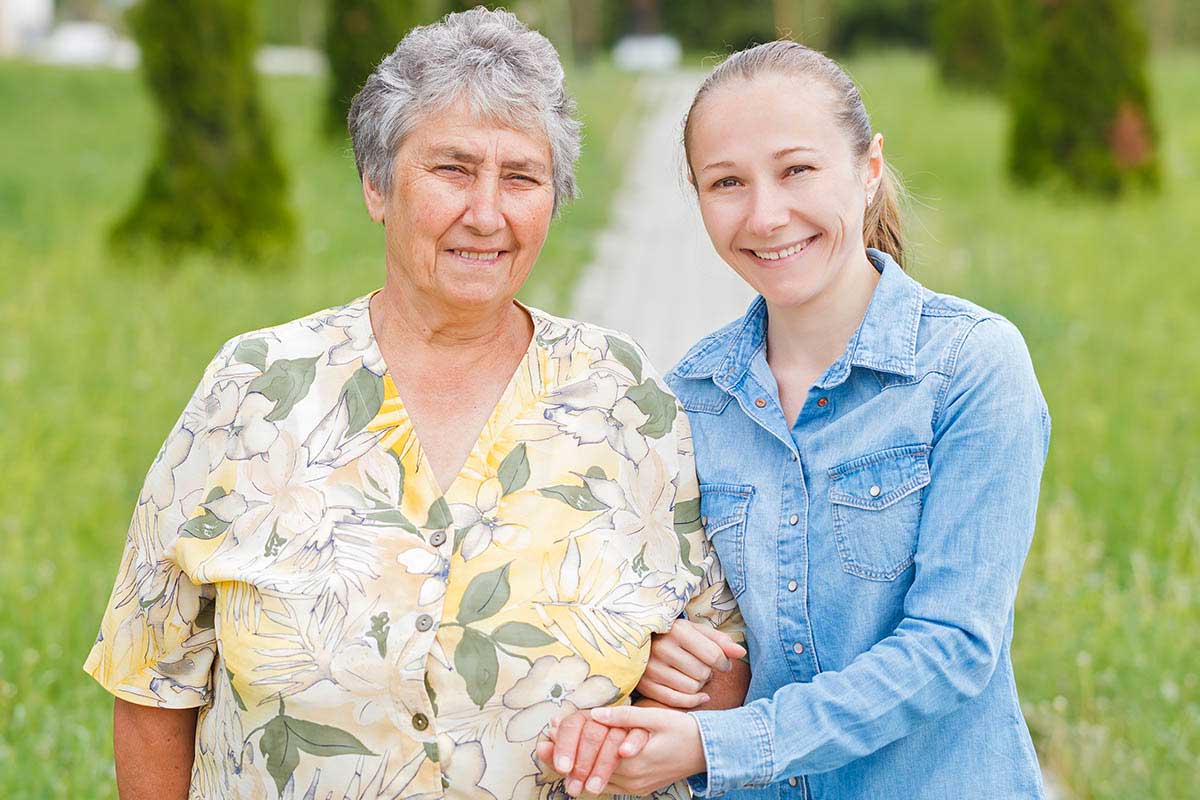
top-left (535, 620), bottom-right (747, 797)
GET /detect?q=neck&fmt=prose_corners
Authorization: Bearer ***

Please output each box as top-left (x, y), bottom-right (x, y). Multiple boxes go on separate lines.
top-left (765, 250), bottom-right (880, 376)
top-left (370, 276), bottom-right (531, 360)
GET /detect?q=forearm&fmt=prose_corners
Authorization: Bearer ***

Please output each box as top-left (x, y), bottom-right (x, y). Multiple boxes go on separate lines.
top-left (113, 698), bottom-right (198, 799)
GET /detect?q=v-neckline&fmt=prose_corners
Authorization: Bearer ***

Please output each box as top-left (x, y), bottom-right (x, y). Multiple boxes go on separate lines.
top-left (363, 293), bottom-right (542, 501)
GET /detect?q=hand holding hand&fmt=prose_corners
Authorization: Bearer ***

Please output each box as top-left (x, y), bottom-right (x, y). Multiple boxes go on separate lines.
top-left (535, 711), bottom-right (650, 797)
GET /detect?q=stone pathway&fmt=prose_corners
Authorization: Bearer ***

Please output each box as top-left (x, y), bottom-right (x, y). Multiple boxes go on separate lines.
top-left (571, 70), bottom-right (1065, 800)
top-left (570, 72), bottom-right (755, 373)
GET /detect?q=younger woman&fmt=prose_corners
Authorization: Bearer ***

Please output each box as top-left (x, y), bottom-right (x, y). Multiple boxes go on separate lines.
top-left (544, 40), bottom-right (1051, 799)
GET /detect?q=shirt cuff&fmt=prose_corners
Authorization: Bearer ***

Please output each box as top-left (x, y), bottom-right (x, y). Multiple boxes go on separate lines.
top-left (688, 705), bottom-right (774, 796)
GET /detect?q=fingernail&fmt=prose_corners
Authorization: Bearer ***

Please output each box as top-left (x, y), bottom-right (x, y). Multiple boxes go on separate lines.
top-left (590, 707), bottom-right (610, 721)
top-left (700, 694), bottom-right (711, 704)
top-left (718, 657), bottom-right (732, 671)
top-left (567, 779), bottom-right (584, 796)
top-left (556, 757), bottom-right (572, 773)
top-left (587, 777), bottom-right (605, 794)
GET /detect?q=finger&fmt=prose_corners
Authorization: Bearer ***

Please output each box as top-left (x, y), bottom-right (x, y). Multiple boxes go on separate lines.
top-left (553, 712), bottom-right (587, 775)
top-left (589, 704), bottom-right (679, 729)
top-left (642, 658), bottom-right (709, 694)
top-left (535, 738), bottom-right (556, 769)
top-left (617, 727), bottom-right (650, 757)
top-left (693, 624), bottom-right (748, 660)
top-left (582, 727), bottom-right (627, 795)
top-left (656, 638), bottom-right (716, 683)
top-left (566, 721), bottom-right (613, 795)
top-left (635, 676), bottom-right (709, 708)
top-left (670, 622), bottom-right (734, 672)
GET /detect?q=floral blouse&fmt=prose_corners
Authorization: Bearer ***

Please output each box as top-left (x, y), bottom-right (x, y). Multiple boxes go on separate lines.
top-left (84, 294), bottom-right (743, 800)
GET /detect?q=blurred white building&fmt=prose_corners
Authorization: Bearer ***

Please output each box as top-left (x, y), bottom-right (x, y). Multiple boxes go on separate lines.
top-left (0, 0), bottom-right (53, 56)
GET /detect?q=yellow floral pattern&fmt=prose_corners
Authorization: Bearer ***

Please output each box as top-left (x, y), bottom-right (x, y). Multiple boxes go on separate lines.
top-left (84, 294), bottom-right (743, 800)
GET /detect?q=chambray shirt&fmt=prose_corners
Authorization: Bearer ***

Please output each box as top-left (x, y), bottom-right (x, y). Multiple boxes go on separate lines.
top-left (669, 250), bottom-right (1051, 799)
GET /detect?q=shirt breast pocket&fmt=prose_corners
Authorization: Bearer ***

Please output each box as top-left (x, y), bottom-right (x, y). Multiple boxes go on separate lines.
top-left (828, 444), bottom-right (930, 581)
top-left (699, 483), bottom-right (754, 598)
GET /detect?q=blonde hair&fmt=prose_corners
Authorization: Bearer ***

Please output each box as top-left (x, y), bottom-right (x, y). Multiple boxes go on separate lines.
top-left (683, 40), bottom-right (906, 267)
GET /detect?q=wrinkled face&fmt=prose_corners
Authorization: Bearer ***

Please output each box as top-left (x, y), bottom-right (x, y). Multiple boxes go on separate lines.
top-left (688, 73), bottom-right (882, 309)
top-left (364, 98), bottom-right (555, 311)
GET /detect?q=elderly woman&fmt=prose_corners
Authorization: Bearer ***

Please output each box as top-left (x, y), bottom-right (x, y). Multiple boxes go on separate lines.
top-left (83, 9), bottom-right (745, 799)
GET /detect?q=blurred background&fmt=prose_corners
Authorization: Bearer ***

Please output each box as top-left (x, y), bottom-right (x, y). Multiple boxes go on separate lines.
top-left (1, 1), bottom-right (1197, 798)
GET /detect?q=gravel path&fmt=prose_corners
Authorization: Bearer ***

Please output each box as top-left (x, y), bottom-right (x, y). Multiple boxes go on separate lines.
top-left (570, 72), bottom-right (755, 374)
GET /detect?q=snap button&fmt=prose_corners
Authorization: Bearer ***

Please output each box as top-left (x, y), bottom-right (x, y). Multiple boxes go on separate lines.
top-left (701, 516), bottom-right (709, 527)
top-left (415, 614), bottom-right (434, 632)
top-left (788, 514), bottom-right (799, 525)
top-left (787, 580), bottom-right (798, 592)
top-left (816, 397), bottom-right (828, 408)
top-left (788, 777), bottom-right (799, 787)
top-left (754, 398), bottom-right (767, 408)
top-left (790, 452), bottom-right (797, 461)
top-left (869, 485), bottom-right (882, 497)
top-left (412, 713), bottom-right (429, 731)
top-left (429, 530), bottom-right (446, 547)
top-left (792, 642), bottom-right (804, 655)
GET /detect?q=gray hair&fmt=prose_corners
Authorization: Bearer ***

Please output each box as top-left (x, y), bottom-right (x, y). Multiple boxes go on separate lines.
top-left (348, 7), bottom-right (581, 213)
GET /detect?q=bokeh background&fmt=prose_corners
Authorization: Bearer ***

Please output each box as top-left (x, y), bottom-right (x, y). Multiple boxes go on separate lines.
top-left (1, 1), bottom-right (1197, 798)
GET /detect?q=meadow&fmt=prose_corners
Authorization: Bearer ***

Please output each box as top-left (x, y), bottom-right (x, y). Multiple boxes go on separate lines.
top-left (1, 51), bottom-right (1197, 799)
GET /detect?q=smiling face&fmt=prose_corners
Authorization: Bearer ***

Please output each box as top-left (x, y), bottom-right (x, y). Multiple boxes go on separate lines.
top-left (363, 98), bottom-right (556, 313)
top-left (687, 73), bottom-right (883, 310)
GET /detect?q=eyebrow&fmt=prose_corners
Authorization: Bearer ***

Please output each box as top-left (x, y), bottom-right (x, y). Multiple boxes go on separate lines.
top-left (428, 147), bottom-right (549, 176)
top-left (700, 145), bottom-right (818, 173)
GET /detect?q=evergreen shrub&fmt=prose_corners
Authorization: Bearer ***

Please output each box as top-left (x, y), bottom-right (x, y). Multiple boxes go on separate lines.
top-left (931, 0), bottom-right (1009, 90)
top-left (111, 0), bottom-right (294, 262)
top-left (1008, 0), bottom-right (1160, 195)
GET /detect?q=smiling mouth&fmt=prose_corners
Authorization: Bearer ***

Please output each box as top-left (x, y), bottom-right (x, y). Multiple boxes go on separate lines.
top-left (448, 249), bottom-right (506, 263)
top-left (744, 234), bottom-right (820, 263)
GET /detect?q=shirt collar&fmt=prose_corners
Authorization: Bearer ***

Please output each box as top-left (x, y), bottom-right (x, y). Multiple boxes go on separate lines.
top-left (673, 249), bottom-right (923, 390)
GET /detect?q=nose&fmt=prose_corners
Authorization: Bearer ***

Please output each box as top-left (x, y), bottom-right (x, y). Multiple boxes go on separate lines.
top-left (462, 173), bottom-right (506, 236)
top-left (745, 184), bottom-right (790, 239)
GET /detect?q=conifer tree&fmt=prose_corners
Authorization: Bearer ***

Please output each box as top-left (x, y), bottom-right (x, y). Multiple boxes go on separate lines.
top-left (1008, 0), bottom-right (1160, 194)
top-left (111, 0), bottom-right (294, 261)
top-left (932, 0), bottom-right (1009, 91)
top-left (324, 0), bottom-right (429, 136)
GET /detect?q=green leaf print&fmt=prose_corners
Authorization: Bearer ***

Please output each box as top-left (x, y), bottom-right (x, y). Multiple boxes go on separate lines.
top-left (258, 704), bottom-right (375, 796)
top-left (232, 338), bottom-right (268, 372)
top-left (457, 563), bottom-right (511, 625)
top-left (342, 366), bottom-right (384, 436)
top-left (491, 621), bottom-right (556, 648)
top-left (455, 627), bottom-right (500, 709)
top-left (626, 379), bottom-right (677, 439)
top-left (674, 497), bottom-right (703, 534)
top-left (180, 510), bottom-right (230, 540)
top-left (497, 442), bottom-right (530, 496)
top-left (605, 335), bottom-right (643, 383)
top-left (538, 483), bottom-right (608, 512)
top-left (249, 356), bottom-right (319, 422)
top-left (425, 497), bottom-right (452, 530)
top-left (367, 612), bottom-right (390, 658)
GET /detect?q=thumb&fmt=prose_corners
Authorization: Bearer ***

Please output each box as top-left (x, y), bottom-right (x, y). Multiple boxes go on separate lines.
top-left (589, 704), bottom-right (680, 730)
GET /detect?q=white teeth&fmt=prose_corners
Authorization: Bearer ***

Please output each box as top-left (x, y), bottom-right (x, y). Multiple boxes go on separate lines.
top-left (752, 239), bottom-right (812, 261)
top-left (454, 250), bottom-right (501, 261)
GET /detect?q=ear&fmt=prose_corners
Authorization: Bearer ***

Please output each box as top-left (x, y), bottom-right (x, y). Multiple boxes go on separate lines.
top-left (864, 132), bottom-right (885, 203)
top-left (362, 175), bottom-right (386, 224)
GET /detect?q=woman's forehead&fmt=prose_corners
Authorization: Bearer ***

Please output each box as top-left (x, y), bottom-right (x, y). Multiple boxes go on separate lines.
top-left (404, 101), bottom-right (552, 165)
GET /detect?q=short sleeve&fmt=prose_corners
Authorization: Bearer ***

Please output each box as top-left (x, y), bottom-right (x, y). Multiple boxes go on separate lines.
top-left (83, 368), bottom-right (218, 708)
top-left (674, 409), bottom-right (746, 645)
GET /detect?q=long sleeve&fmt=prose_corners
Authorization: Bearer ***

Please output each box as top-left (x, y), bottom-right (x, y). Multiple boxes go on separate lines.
top-left (691, 318), bottom-right (1050, 795)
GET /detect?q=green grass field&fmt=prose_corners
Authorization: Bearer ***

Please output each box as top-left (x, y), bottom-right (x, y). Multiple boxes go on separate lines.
top-left (2, 51), bottom-right (1197, 799)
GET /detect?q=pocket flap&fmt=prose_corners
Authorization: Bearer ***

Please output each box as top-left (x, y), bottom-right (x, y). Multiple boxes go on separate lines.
top-left (829, 445), bottom-right (931, 510)
top-left (698, 483), bottom-right (754, 534)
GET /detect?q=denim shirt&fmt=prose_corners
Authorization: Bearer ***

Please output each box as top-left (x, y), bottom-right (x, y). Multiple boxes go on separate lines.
top-left (668, 250), bottom-right (1051, 800)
